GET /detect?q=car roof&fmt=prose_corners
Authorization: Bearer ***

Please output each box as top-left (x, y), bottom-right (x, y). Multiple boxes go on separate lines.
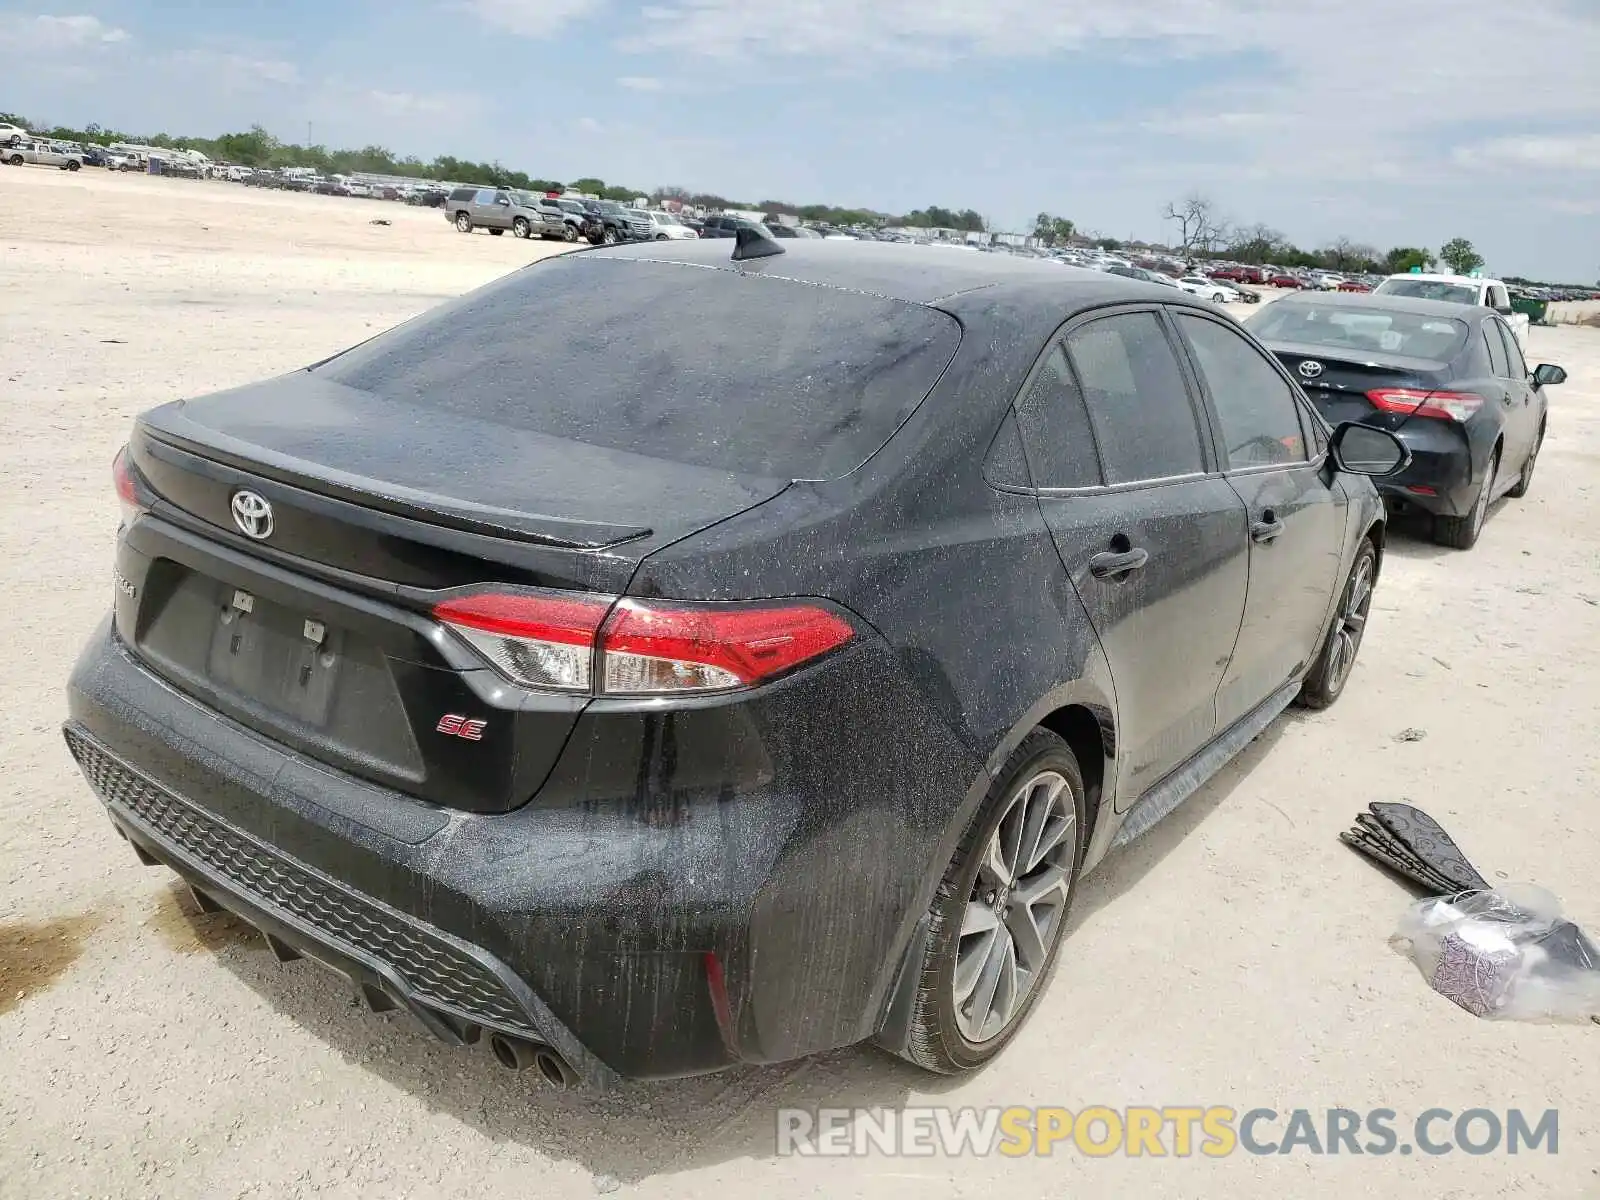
top-left (1269, 291), bottom-right (1492, 320)
top-left (587, 238), bottom-right (1200, 316)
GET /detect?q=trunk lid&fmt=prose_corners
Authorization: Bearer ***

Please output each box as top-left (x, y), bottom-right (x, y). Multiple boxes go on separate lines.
top-left (121, 373), bottom-right (792, 814)
top-left (1268, 341), bottom-right (1456, 431)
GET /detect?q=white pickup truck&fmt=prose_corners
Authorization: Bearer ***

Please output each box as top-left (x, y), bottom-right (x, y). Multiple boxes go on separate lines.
top-left (2, 138), bottom-right (84, 170)
top-left (1372, 273), bottom-right (1529, 352)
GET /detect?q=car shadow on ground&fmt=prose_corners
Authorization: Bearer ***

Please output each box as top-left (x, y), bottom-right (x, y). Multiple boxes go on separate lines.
top-left (176, 711), bottom-right (1300, 1186)
top-left (1377, 500), bottom-right (1513, 562)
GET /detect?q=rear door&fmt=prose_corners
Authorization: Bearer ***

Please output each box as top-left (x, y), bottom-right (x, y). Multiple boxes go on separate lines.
top-left (476, 188), bottom-right (509, 229)
top-left (1171, 311), bottom-right (1346, 727)
top-left (1021, 308), bottom-right (1250, 804)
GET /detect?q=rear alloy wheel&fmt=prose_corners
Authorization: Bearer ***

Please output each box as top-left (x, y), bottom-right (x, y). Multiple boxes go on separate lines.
top-left (894, 729), bottom-right (1086, 1073)
top-left (563, 224), bottom-right (578, 242)
top-left (7, 155), bottom-right (22, 167)
top-left (1434, 448), bottom-right (1498, 550)
top-left (455, 212), bottom-right (472, 233)
top-left (66, 160), bottom-right (81, 171)
top-left (1507, 424), bottom-right (1543, 499)
top-left (602, 226), bottom-right (618, 245)
top-left (1297, 539), bottom-right (1377, 710)
top-left (512, 217), bottom-right (530, 238)
top-left (1213, 291), bottom-right (1228, 303)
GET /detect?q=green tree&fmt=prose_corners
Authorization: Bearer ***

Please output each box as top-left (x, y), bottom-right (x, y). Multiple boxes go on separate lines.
top-left (568, 177), bottom-right (607, 195)
top-left (1384, 246), bottom-right (1436, 274)
top-left (1032, 212), bottom-right (1075, 246)
top-left (1439, 237), bottom-right (1484, 276)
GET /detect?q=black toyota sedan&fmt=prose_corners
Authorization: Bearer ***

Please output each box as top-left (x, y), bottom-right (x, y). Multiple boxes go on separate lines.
top-left (1246, 292), bottom-right (1567, 549)
top-left (65, 236), bottom-right (1407, 1086)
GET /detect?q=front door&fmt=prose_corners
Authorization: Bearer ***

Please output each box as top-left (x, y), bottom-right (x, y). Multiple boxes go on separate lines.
top-left (1171, 311), bottom-right (1348, 727)
top-left (1020, 310), bottom-right (1251, 804)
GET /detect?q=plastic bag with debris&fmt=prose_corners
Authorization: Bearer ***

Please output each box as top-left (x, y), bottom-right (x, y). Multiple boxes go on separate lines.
top-left (1391, 884), bottom-right (1600, 1023)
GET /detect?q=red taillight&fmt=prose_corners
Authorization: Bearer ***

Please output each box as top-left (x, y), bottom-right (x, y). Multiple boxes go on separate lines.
top-left (431, 591), bottom-right (854, 695)
top-left (600, 600), bottom-right (855, 694)
top-left (432, 591), bottom-right (611, 692)
top-left (1368, 388), bottom-right (1484, 423)
top-left (112, 446), bottom-right (141, 526)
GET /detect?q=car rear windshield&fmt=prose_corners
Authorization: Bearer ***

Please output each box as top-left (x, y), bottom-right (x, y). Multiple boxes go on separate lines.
top-left (1246, 303), bottom-right (1469, 360)
top-left (312, 255), bottom-right (962, 480)
top-left (1372, 279), bottom-right (1479, 305)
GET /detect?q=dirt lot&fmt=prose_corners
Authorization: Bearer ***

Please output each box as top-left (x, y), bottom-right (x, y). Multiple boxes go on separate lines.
top-left (2, 166), bottom-right (1598, 1199)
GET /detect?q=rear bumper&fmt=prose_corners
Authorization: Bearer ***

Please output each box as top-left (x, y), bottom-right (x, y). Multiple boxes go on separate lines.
top-left (1373, 421), bottom-right (1479, 516)
top-left (65, 617), bottom-right (979, 1081)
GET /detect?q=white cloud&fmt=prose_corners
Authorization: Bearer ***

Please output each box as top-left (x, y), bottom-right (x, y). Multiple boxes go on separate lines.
top-left (618, 75), bottom-right (663, 90)
top-left (457, 0), bottom-right (604, 36)
top-left (169, 49), bottom-right (300, 86)
top-left (0, 11), bottom-right (130, 47)
top-left (1454, 135), bottom-right (1600, 172)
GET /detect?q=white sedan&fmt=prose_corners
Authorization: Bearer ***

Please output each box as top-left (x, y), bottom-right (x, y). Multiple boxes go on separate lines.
top-left (640, 210), bottom-right (699, 240)
top-left (1177, 275), bottom-right (1242, 303)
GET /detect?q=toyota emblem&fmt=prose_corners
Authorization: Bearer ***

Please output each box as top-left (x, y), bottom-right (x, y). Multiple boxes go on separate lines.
top-left (230, 489), bottom-right (274, 540)
top-left (1298, 360), bottom-right (1325, 380)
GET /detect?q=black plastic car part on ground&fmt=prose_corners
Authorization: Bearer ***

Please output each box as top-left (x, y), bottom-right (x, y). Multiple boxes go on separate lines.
top-left (68, 241), bottom-right (1404, 1084)
top-left (1246, 292), bottom-right (1564, 549)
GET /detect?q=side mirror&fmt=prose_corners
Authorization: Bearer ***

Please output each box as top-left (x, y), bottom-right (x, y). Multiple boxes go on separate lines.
top-left (1330, 422), bottom-right (1410, 477)
top-left (1532, 364), bottom-right (1567, 387)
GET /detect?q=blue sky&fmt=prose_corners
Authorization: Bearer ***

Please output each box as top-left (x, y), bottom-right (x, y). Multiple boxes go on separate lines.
top-left (2, 1), bottom-right (1598, 280)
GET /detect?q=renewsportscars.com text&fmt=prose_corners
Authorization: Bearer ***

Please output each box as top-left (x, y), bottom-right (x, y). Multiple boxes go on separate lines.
top-left (775, 1106), bottom-right (1558, 1158)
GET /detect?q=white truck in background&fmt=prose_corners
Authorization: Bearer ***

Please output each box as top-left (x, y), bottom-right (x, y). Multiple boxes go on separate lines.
top-left (1372, 273), bottom-right (1530, 353)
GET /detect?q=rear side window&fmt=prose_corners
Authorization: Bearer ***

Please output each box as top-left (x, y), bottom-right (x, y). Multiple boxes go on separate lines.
top-left (1177, 314), bottom-right (1307, 468)
top-left (1065, 313), bottom-right (1206, 484)
top-left (1483, 322), bottom-right (1511, 378)
top-left (449, 187), bottom-right (474, 201)
top-left (1013, 343), bottom-right (1102, 487)
top-left (314, 256), bottom-right (962, 481)
top-left (1495, 320), bottom-right (1527, 377)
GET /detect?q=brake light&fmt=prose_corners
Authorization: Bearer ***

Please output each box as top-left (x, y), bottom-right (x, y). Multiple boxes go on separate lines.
top-left (431, 592), bottom-right (854, 695)
top-left (600, 600), bottom-right (855, 694)
top-left (433, 591), bottom-right (610, 692)
top-left (1367, 388), bottom-right (1484, 422)
top-left (112, 446), bottom-right (142, 527)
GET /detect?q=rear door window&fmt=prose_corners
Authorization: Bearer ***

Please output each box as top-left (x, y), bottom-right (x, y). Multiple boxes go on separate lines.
top-left (1176, 314), bottom-right (1308, 468)
top-left (1483, 321), bottom-right (1511, 378)
top-left (1064, 312), bottom-right (1206, 484)
top-left (1013, 344), bottom-right (1103, 488)
top-left (314, 256), bottom-right (962, 481)
top-left (1495, 320), bottom-right (1527, 378)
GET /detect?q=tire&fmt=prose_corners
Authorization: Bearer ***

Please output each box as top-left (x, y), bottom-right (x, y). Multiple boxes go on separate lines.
top-left (894, 728), bottom-right (1087, 1074)
top-left (7, 155), bottom-right (22, 167)
top-left (602, 226), bottom-right (618, 245)
top-left (656, 233), bottom-right (669, 240)
top-left (1213, 291), bottom-right (1227, 303)
top-left (1297, 539), bottom-right (1377, 710)
top-left (512, 218), bottom-right (530, 239)
top-left (454, 212), bottom-right (472, 233)
top-left (66, 160), bottom-right (80, 171)
top-left (1433, 447), bottom-right (1499, 550)
top-left (563, 224), bottom-right (578, 242)
top-left (1507, 423), bottom-right (1544, 499)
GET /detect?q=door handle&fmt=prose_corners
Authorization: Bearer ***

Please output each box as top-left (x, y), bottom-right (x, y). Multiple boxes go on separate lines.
top-left (1251, 513), bottom-right (1285, 543)
top-left (1089, 548), bottom-right (1149, 580)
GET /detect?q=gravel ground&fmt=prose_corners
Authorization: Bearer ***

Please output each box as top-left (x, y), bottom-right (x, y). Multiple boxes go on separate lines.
top-left (2, 167), bottom-right (1598, 1199)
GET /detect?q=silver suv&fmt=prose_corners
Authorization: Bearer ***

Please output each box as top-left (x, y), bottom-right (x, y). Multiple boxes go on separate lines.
top-left (445, 187), bottom-right (570, 240)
